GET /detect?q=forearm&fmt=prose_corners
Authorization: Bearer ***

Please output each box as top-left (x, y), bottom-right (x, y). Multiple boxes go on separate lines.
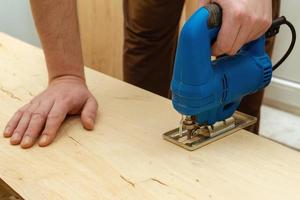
top-left (30, 0), bottom-right (85, 82)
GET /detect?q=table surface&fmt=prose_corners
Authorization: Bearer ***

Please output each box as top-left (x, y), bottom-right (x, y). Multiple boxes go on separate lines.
top-left (0, 32), bottom-right (300, 200)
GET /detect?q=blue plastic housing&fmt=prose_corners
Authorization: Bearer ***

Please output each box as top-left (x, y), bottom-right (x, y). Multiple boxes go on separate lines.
top-left (171, 7), bottom-right (272, 125)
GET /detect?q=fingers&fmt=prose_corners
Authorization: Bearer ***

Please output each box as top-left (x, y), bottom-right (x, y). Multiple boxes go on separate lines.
top-left (3, 104), bottom-right (30, 138)
top-left (211, 5), bottom-right (242, 56)
top-left (81, 97), bottom-right (98, 130)
top-left (4, 99), bottom-right (68, 148)
top-left (247, 16), bottom-right (273, 43)
top-left (10, 103), bottom-right (39, 145)
top-left (229, 17), bottom-right (253, 55)
top-left (247, 2), bottom-right (273, 42)
top-left (38, 101), bottom-right (68, 147)
top-left (211, 0), bottom-right (273, 56)
top-left (20, 100), bottom-right (54, 149)
top-left (3, 77), bottom-right (97, 149)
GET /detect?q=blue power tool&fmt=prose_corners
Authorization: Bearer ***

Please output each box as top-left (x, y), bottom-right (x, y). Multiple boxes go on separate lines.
top-left (163, 3), bottom-right (296, 150)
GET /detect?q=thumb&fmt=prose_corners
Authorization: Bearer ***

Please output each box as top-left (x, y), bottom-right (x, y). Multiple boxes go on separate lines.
top-left (81, 96), bottom-right (98, 130)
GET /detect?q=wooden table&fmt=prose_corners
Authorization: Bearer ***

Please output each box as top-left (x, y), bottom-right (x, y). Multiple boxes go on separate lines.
top-left (0, 32), bottom-right (300, 200)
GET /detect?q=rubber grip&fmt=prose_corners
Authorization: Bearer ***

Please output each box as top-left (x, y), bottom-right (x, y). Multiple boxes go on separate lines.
top-left (204, 3), bottom-right (222, 28)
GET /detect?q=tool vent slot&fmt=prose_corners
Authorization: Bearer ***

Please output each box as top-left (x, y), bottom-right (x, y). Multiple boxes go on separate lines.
top-left (263, 67), bottom-right (272, 85)
top-left (222, 75), bottom-right (228, 102)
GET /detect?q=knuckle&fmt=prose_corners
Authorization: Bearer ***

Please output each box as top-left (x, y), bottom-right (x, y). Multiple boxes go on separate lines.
top-left (13, 128), bottom-right (23, 134)
top-left (263, 17), bottom-right (272, 28)
top-left (243, 13), bottom-right (252, 23)
top-left (90, 97), bottom-right (98, 107)
top-left (15, 109), bottom-right (24, 116)
top-left (17, 105), bottom-right (29, 113)
top-left (41, 130), bottom-right (53, 137)
top-left (32, 111), bottom-right (47, 120)
top-left (250, 12), bottom-right (258, 19)
top-left (249, 15), bottom-right (258, 25)
top-left (47, 113), bottom-right (61, 120)
top-left (29, 100), bottom-right (38, 106)
top-left (234, 6), bottom-right (246, 20)
top-left (23, 132), bottom-right (34, 138)
top-left (23, 110), bottom-right (32, 117)
top-left (60, 96), bottom-right (73, 106)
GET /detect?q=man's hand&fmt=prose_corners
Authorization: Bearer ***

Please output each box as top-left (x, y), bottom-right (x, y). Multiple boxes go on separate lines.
top-left (6, 0), bottom-right (96, 149)
top-left (3, 76), bottom-right (98, 148)
top-left (211, 0), bottom-right (273, 56)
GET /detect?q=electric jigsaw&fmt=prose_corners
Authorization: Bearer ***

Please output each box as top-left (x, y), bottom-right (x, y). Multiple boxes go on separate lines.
top-left (163, 3), bottom-right (296, 151)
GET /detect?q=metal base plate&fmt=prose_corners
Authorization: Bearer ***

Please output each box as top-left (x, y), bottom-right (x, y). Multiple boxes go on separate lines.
top-left (163, 111), bottom-right (257, 151)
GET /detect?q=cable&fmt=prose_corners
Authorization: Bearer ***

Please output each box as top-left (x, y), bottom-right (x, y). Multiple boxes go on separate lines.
top-left (265, 16), bottom-right (297, 71)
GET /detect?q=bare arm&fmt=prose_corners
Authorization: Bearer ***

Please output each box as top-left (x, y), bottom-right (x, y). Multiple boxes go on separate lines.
top-left (3, 0), bottom-right (98, 148)
top-left (30, 0), bottom-right (84, 81)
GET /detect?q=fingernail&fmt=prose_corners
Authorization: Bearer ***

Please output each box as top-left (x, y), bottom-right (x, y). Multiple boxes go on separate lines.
top-left (86, 118), bottom-right (94, 130)
top-left (39, 135), bottom-right (49, 145)
top-left (88, 118), bottom-right (94, 125)
top-left (10, 133), bottom-right (21, 144)
top-left (21, 136), bottom-right (33, 147)
top-left (3, 127), bottom-right (10, 137)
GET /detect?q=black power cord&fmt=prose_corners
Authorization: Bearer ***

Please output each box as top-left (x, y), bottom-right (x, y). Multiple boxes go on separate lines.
top-left (265, 16), bottom-right (297, 71)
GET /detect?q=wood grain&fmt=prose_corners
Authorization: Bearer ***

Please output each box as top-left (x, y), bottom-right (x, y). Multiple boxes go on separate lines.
top-left (1, 33), bottom-right (300, 200)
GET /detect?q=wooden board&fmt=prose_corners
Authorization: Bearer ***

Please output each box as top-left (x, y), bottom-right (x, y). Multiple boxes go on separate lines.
top-left (1, 32), bottom-right (300, 200)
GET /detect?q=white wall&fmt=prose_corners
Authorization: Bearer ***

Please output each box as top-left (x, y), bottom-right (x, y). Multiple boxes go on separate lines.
top-left (264, 0), bottom-right (300, 114)
top-left (272, 0), bottom-right (300, 83)
top-left (0, 0), bottom-right (40, 46)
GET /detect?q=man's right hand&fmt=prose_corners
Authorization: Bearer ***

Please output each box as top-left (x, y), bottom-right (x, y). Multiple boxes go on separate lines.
top-left (3, 75), bottom-right (98, 149)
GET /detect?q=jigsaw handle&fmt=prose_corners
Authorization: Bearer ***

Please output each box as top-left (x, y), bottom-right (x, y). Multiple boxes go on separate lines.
top-left (205, 3), bottom-right (222, 29)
